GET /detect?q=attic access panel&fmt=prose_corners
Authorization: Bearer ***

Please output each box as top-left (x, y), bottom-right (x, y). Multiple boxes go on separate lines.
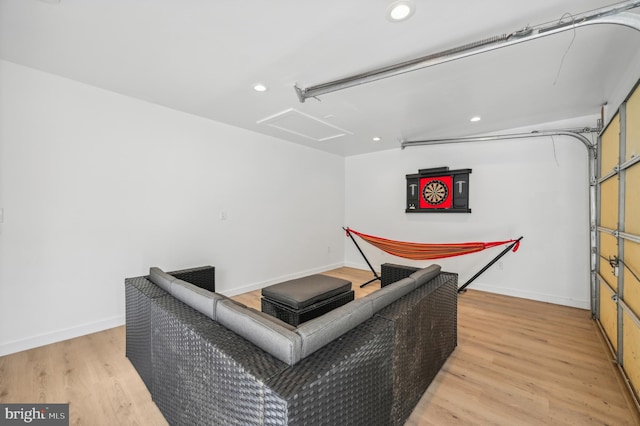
top-left (406, 167), bottom-right (471, 213)
top-left (256, 108), bottom-right (352, 142)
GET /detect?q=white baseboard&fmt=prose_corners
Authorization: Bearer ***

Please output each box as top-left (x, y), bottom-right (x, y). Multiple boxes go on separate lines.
top-left (0, 315), bottom-right (125, 357)
top-left (343, 260), bottom-right (378, 273)
top-left (346, 261), bottom-right (590, 309)
top-left (223, 262), bottom-right (346, 297)
top-left (468, 282), bottom-right (590, 310)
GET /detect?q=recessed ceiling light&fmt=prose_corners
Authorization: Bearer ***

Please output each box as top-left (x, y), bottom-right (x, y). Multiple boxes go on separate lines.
top-left (253, 83), bottom-right (268, 92)
top-left (386, 1), bottom-right (415, 22)
top-left (372, 137), bottom-right (382, 142)
top-left (470, 116), bottom-right (482, 122)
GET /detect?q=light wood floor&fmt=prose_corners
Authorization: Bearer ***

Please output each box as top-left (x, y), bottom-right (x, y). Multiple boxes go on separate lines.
top-left (1, 267), bottom-right (638, 425)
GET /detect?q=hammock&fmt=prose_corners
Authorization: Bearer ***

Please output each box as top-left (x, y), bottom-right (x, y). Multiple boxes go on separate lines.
top-left (345, 227), bottom-right (520, 261)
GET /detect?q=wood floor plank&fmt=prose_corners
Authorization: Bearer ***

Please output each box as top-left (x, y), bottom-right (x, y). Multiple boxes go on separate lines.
top-left (0, 267), bottom-right (637, 425)
top-left (0, 327), bottom-right (168, 426)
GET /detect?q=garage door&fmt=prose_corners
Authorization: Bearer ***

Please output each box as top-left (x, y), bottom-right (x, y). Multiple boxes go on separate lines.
top-left (597, 82), bottom-right (640, 404)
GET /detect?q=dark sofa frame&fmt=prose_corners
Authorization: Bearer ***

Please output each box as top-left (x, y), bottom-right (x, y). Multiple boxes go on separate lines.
top-left (125, 266), bottom-right (457, 425)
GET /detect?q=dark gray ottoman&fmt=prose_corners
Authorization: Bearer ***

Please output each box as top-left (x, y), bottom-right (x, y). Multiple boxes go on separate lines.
top-left (261, 274), bottom-right (354, 326)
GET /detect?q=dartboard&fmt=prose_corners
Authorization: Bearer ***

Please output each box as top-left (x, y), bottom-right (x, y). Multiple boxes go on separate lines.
top-left (422, 179), bottom-right (448, 205)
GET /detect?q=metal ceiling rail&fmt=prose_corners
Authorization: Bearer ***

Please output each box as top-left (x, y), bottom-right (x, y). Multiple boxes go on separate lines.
top-left (294, 0), bottom-right (640, 102)
top-left (399, 129), bottom-right (597, 150)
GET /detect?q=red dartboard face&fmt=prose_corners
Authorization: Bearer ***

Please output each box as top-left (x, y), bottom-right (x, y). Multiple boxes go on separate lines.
top-left (419, 176), bottom-right (453, 208)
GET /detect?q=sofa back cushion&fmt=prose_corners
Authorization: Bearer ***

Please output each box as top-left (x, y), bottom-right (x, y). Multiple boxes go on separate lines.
top-left (365, 277), bottom-right (417, 313)
top-left (410, 264), bottom-right (442, 287)
top-left (149, 267), bottom-right (231, 320)
top-left (149, 267), bottom-right (175, 292)
top-left (216, 299), bottom-right (302, 365)
top-left (171, 279), bottom-right (229, 320)
top-left (295, 297), bottom-right (374, 359)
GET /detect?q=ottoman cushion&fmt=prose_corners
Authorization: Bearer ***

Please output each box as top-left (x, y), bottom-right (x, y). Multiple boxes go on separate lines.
top-left (261, 274), bottom-right (352, 309)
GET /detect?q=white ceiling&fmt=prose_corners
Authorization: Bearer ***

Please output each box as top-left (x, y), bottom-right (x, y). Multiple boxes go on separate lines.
top-left (1, 0), bottom-right (639, 156)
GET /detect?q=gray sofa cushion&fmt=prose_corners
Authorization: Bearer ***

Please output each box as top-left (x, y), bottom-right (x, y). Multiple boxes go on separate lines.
top-left (410, 264), bottom-right (442, 287)
top-left (261, 274), bottom-right (352, 309)
top-left (148, 265), bottom-right (441, 366)
top-left (170, 279), bottom-right (228, 320)
top-left (296, 297), bottom-right (373, 359)
top-left (250, 308), bottom-right (297, 331)
top-left (149, 267), bottom-right (175, 292)
top-left (216, 299), bottom-right (302, 365)
top-left (365, 277), bottom-right (417, 313)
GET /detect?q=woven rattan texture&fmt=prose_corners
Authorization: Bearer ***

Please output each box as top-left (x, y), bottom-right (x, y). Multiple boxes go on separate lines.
top-left (377, 272), bottom-right (458, 425)
top-left (151, 295), bottom-right (288, 425)
top-left (261, 290), bottom-right (355, 326)
top-left (126, 270), bottom-right (457, 425)
top-left (169, 266), bottom-right (215, 292)
top-left (265, 315), bottom-right (394, 425)
top-left (125, 277), bottom-right (168, 392)
top-left (380, 263), bottom-right (420, 287)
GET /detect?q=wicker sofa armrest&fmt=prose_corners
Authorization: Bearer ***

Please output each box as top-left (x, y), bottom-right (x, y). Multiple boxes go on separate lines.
top-left (376, 271), bottom-right (458, 425)
top-left (125, 277), bottom-right (169, 392)
top-left (168, 265), bottom-right (215, 292)
top-left (381, 263), bottom-right (420, 287)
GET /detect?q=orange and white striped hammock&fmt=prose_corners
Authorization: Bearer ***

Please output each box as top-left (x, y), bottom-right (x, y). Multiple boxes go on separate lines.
top-left (345, 228), bottom-right (521, 261)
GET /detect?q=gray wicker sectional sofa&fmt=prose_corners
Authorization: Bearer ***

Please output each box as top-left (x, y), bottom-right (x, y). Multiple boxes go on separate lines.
top-left (125, 265), bottom-right (457, 425)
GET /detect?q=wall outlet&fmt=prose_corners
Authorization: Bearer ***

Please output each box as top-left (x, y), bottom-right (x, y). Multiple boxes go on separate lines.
top-left (219, 210), bottom-right (227, 221)
top-left (497, 261), bottom-right (504, 270)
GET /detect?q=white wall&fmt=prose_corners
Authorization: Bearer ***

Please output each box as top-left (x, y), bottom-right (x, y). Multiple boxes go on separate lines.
top-left (0, 60), bottom-right (345, 356)
top-left (0, 58), bottom-right (605, 356)
top-left (604, 48), bottom-right (640, 126)
top-left (345, 118), bottom-right (593, 309)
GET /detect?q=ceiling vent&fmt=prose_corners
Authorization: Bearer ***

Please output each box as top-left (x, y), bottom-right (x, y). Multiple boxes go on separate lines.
top-left (257, 108), bottom-right (352, 142)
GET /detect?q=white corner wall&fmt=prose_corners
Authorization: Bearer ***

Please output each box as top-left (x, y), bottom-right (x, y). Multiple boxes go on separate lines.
top-left (604, 47), bottom-right (640, 125)
top-left (345, 118), bottom-right (593, 309)
top-left (0, 60), bottom-right (345, 356)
